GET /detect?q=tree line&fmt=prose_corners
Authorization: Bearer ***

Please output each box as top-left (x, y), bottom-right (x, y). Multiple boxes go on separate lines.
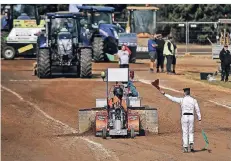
top-left (37, 4), bottom-right (231, 44)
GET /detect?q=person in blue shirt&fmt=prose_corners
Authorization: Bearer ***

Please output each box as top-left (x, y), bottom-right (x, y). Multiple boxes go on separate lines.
top-left (148, 34), bottom-right (158, 73)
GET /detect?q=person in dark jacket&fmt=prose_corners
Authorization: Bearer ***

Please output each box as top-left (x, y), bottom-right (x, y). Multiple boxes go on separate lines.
top-left (219, 45), bottom-right (231, 82)
top-left (156, 34), bottom-right (165, 73)
top-left (148, 34), bottom-right (158, 73)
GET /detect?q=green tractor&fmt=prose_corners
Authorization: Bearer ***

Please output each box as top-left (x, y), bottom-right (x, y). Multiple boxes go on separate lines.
top-left (1, 4), bottom-right (45, 60)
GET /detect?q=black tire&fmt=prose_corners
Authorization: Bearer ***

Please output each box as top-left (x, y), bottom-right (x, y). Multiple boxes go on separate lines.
top-left (92, 37), bottom-right (104, 62)
top-left (129, 46), bottom-right (137, 63)
top-left (2, 46), bottom-right (16, 60)
top-left (80, 48), bottom-right (92, 78)
top-left (102, 127), bottom-right (107, 139)
top-left (130, 128), bottom-right (135, 139)
top-left (37, 49), bottom-right (51, 78)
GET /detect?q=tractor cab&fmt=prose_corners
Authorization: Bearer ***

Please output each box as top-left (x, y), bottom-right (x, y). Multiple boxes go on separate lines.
top-left (77, 6), bottom-right (115, 28)
top-left (124, 6), bottom-right (159, 53)
top-left (42, 12), bottom-right (91, 48)
top-left (126, 6), bottom-right (159, 37)
top-left (35, 12), bottom-right (93, 78)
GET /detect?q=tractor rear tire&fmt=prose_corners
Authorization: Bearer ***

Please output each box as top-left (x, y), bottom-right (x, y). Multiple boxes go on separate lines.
top-left (37, 49), bottom-right (51, 78)
top-left (80, 48), bottom-right (92, 78)
top-left (130, 128), bottom-right (135, 139)
top-left (102, 127), bottom-right (107, 139)
top-left (93, 37), bottom-right (104, 62)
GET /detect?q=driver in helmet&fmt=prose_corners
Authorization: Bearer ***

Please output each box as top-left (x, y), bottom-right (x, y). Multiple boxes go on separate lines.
top-left (108, 85), bottom-right (127, 112)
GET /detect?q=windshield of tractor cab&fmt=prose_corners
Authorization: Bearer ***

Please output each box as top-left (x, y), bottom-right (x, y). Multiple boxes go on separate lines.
top-left (90, 12), bottom-right (112, 25)
top-left (132, 10), bottom-right (156, 34)
top-left (13, 5), bottom-right (36, 20)
top-left (51, 18), bottom-right (77, 34)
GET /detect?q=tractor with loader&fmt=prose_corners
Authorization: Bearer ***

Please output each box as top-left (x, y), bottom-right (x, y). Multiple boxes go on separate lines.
top-left (1, 4), bottom-right (45, 60)
top-left (78, 68), bottom-right (158, 139)
top-left (35, 12), bottom-right (92, 78)
top-left (124, 6), bottom-right (159, 53)
top-left (77, 6), bottom-right (138, 63)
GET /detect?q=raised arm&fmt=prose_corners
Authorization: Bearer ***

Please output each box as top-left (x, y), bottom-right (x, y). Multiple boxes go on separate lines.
top-left (194, 99), bottom-right (202, 121)
top-left (164, 93), bottom-right (183, 104)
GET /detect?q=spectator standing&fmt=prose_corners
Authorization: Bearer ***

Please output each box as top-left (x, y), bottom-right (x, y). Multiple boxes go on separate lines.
top-left (219, 45), bottom-right (231, 82)
top-left (156, 34), bottom-right (165, 73)
top-left (148, 34), bottom-right (158, 73)
top-left (116, 44), bottom-right (131, 68)
top-left (163, 36), bottom-right (174, 74)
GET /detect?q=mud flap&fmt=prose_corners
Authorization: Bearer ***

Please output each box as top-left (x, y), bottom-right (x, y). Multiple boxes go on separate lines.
top-left (129, 106), bottom-right (158, 134)
top-left (78, 108), bottom-right (106, 134)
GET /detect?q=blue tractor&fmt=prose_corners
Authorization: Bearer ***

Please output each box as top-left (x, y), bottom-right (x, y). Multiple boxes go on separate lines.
top-left (35, 12), bottom-right (93, 78)
top-left (77, 6), bottom-right (137, 63)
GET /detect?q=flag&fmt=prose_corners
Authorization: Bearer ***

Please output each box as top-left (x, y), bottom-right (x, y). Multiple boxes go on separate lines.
top-left (151, 79), bottom-right (160, 90)
top-left (202, 129), bottom-right (209, 149)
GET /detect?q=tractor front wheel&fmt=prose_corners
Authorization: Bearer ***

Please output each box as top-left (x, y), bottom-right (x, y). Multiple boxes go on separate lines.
top-left (2, 46), bottom-right (16, 60)
top-left (102, 127), bottom-right (107, 139)
top-left (37, 49), bottom-right (51, 78)
top-left (130, 128), bottom-right (135, 139)
top-left (80, 48), bottom-right (92, 78)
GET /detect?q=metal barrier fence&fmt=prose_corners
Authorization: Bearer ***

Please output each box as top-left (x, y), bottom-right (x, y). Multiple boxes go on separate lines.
top-left (116, 21), bottom-right (230, 55)
top-left (156, 22), bottom-right (187, 54)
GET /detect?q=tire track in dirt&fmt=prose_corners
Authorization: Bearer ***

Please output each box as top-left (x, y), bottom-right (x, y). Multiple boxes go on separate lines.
top-left (1, 85), bottom-right (119, 161)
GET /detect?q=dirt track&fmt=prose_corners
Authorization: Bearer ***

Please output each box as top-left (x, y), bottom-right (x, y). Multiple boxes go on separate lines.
top-left (1, 57), bottom-right (231, 161)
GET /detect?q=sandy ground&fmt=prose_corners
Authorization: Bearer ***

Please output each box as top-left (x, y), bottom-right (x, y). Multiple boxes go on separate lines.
top-left (1, 56), bottom-right (231, 161)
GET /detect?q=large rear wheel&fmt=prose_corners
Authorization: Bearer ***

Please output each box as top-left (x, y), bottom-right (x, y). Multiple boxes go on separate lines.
top-left (92, 37), bottom-right (104, 62)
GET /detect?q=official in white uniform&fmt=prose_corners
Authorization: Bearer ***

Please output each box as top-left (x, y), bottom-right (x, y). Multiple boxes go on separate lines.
top-left (161, 88), bottom-right (202, 153)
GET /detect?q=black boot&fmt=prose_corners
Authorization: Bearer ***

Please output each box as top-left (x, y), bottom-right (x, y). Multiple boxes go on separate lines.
top-left (157, 68), bottom-right (159, 73)
top-left (221, 77), bottom-right (224, 81)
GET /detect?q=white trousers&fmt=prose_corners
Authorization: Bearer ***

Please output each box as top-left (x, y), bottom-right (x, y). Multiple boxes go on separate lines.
top-left (181, 115), bottom-right (194, 147)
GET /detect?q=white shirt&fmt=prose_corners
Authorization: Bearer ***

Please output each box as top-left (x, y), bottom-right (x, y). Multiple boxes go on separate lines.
top-left (117, 50), bottom-right (129, 65)
top-left (164, 94), bottom-right (201, 120)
